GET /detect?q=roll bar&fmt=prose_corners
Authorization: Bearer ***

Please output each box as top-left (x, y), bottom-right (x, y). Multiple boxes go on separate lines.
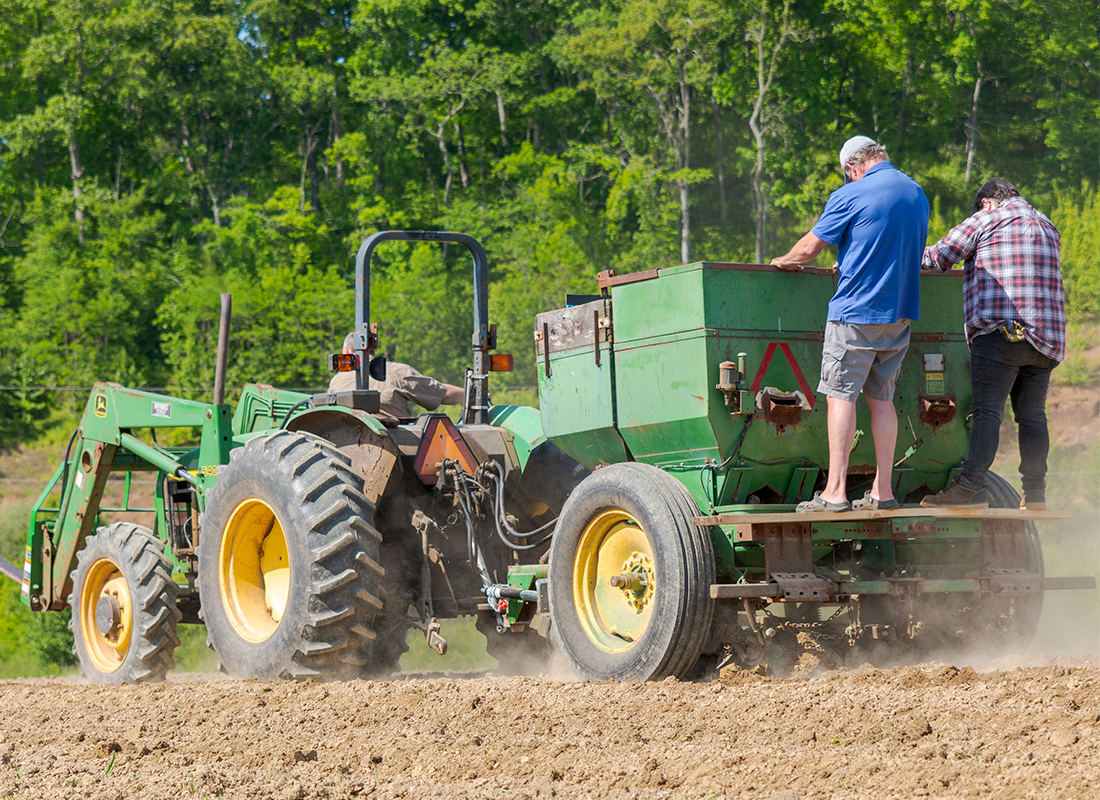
top-left (353, 231), bottom-right (492, 424)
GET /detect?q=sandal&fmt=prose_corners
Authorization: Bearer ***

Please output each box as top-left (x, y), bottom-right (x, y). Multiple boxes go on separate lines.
top-left (851, 491), bottom-right (900, 511)
top-left (796, 491), bottom-right (851, 513)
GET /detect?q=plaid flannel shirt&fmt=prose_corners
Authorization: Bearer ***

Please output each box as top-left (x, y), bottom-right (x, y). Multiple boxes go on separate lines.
top-left (922, 196), bottom-right (1065, 362)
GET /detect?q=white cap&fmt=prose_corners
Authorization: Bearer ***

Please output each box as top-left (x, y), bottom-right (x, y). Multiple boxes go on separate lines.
top-left (839, 135), bottom-right (877, 167)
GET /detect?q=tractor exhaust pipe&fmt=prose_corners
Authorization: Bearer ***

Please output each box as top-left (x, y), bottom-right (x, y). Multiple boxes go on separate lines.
top-left (213, 293), bottom-right (232, 406)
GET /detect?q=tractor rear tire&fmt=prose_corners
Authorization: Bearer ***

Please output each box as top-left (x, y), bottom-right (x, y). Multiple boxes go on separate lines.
top-left (198, 430), bottom-right (384, 680)
top-left (70, 522), bottom-right (181, 685)
top-left (548, 462), bottom-right (715, 682)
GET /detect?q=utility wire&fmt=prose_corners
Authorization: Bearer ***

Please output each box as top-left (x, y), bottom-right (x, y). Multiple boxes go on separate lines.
top-left (0, 384), bottom-right (541, 393)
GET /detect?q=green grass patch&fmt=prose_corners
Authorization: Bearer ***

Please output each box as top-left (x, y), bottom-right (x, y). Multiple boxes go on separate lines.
top-left (400, 616), bottom-right (496, 672)
top-left (174, 625), bottom-right (220, 673)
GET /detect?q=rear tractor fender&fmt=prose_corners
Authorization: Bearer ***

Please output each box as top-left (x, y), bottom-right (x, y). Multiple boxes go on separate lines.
top-left (286, 408), bottom-right (401, 507)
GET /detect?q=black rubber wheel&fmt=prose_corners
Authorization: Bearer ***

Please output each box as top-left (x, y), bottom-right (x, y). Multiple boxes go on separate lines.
top-left (198, 430), bottom-right (384, 680)
top-left (981, 471), bottom-right (1044, 648)
top-left (70, 522), bottom-right (181, 684)
top-left (548, 462), bottom-right (715, 682)
top-left (476, 613), bottom-right (553, 676)
top-left (362, 542), bottom-right (413, 678)
top-left (911, 471), bottom-right (1045, 656)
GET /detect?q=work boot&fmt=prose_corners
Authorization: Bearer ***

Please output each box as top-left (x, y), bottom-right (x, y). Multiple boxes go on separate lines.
top-left (920, 479), bottom-right (989, 509)
top-left (1020, 489), bottom-right (1046, 510)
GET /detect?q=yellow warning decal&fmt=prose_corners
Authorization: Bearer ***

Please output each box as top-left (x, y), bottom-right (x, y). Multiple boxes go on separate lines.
top-left (93, 394), bottom-right (108, 418)
top-left (925, 373), bottom-right (946, 395)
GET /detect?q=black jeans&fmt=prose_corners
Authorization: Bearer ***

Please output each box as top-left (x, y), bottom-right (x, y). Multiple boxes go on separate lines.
top-left (960, 332), bottom-right (1056, 491)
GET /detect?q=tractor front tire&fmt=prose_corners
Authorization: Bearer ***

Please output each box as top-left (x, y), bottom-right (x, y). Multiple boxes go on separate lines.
top-left (70, 522), bottom-right (181, 685)
top-left (198, 430), bottom-right (384, 680)
top-left (548, 462), bottom-right (715, 682)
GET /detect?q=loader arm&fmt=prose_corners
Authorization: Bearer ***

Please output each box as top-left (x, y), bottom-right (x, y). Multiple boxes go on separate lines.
top-left (27, 382), bottom-right (233, 610)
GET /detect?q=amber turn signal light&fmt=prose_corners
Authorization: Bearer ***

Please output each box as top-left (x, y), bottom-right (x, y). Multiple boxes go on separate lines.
top-left (328, 353), bottom-right (360, 373)
top-left (489, 353), bottom-right (514, 372)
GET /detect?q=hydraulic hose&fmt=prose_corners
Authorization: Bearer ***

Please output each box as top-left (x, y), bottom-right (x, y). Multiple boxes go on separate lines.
top-left (279, 398), bottom-right (313, 429)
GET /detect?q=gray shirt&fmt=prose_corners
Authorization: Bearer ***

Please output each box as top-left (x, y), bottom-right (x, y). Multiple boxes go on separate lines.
top-left (327, 361), bottom-right (449, 419)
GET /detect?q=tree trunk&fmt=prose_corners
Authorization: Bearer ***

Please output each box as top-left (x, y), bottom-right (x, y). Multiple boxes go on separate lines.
top-left (455, 119), bottom-right (470, 189)
top-left (208, 188), bottom-right (222, 228)
top-left (34, 10), bottom-right (45, 184)
top-left (745, 0), bottom-right (801, 263)
top-left (496, 91), bottom-right (509, 149)
top-left (896, 52), bottom-right (914, 147)
top-left (438, 136), bottom-right (453, 207)
top-left (299, 135), bottom-right (308, 213)
top-left (480, 150), bottom-right (488, 205)
top-left (713, 100), bottom-right (726, 223)
top-left (753, 133), bottom-right (765, 264)
top-left (330, 66), bottom-right (344, 189)
top-left (309, 135), bottom-right (321, 213)
top-left (679, 69), bottom-right (691, 264)
top-left (68, 130), bottom-right (85, 244)
top-left (965, 70), bottom-right (982, 185)
top-left (679, 179), bottom-right (690, 263)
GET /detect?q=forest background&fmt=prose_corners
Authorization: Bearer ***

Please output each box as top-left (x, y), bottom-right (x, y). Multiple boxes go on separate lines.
top-left (0, 0), bottom-right (1096, 675)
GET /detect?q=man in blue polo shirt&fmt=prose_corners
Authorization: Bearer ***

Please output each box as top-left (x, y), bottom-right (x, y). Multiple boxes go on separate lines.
top-left (771, 136), bottom-right (929, 512)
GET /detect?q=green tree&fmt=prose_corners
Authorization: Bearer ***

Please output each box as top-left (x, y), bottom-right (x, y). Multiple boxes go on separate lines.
top-left (159, 188), bottom-right (355, 395)
top-left (13, 188), bottom-right (171, 410)
top-left (4, 0), bottom-right (158, 238)
top-left (556, 0), bottom-right (727, 263)
top-left (142, 0), bottom-right (280, 227)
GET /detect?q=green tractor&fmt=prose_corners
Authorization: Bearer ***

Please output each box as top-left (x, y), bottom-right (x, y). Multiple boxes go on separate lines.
top-left (22, 232), bottom-right (583, 683)
top-left (17, 232), bottom-right (1093, 684)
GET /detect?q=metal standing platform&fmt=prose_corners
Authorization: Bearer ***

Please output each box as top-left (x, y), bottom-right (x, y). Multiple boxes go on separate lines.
top-left (694, 506), bottom-right (1090, 602)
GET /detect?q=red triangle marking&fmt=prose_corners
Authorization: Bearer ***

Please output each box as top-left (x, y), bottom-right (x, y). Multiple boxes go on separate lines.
top-left (748, 342), bottom-right (816, 410)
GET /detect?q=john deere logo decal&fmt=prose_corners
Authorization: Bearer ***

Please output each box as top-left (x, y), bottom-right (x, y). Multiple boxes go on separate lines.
top-left (93, 395), bottom-right (108, 418)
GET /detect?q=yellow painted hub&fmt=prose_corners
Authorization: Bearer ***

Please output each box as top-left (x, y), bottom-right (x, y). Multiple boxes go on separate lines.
top-left (79, 558), bottom-right (133, 673)
top-left (572, 509), bottom-right (656, 653)
top-left (219, 498), bottom-right (290, 642)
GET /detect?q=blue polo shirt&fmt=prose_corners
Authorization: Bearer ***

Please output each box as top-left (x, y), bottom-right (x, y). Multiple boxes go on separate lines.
top-left (811, 162), bottom-right (929, 324)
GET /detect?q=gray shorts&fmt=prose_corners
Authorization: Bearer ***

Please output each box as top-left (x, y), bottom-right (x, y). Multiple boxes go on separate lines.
top-left (817, 320), bottom-right (911, 402)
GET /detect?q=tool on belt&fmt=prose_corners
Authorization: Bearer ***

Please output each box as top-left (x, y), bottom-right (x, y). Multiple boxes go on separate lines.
top-left (1000, 320), bottom-right (1026, 342)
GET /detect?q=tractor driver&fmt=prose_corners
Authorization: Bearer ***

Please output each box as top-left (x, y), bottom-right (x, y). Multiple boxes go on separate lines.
top-left (328, 332), bottom-right (465, 419)
top-left (771, 135), bottom-right (929, 513)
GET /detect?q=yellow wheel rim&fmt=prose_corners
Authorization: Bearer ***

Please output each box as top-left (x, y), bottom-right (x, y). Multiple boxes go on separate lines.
top-left (572, 509), bottom-right (656, 653)
top-left (79, 558), bottom-right (134, 673)
top-left (219, 498), bottom-right (290, 642)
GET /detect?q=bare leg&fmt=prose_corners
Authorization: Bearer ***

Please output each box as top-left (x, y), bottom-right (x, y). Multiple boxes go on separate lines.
top-left (821, 395), bottom-right (857, 504)
top-left (866, 397), bottom-right (898, 502)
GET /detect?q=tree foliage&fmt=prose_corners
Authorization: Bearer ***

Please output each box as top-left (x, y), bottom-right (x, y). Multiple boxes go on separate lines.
top-left (0, 0), bottom-right (1095, 443)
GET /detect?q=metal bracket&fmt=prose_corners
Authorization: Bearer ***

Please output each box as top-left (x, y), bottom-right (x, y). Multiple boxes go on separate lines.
top-left (593, 310), bottom-right (601, 367)
top-left (769, 572), bottom-right (835, 602)
top-left (542, 322), bottom-right (551, 377)
top-left (535, 578), bottom-right (549, 615)
top-left (884, 575), bottom-right (924, 598)
top-left (986, 568), bottom-right (1043, 596)
top-left (760, 522), bottom-right (814, 578)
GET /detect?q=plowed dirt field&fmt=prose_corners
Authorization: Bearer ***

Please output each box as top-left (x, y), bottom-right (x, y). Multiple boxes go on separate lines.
top-left (2, 656), bottom-right (1100, 800)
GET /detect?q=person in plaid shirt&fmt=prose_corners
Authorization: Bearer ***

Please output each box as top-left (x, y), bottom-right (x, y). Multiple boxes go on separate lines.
top-left (920, 179), bottom-right (1065, 510)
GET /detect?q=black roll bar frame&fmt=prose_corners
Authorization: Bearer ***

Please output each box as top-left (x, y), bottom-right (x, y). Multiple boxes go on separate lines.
top-left (354, 231), bottom-right (492, 424)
